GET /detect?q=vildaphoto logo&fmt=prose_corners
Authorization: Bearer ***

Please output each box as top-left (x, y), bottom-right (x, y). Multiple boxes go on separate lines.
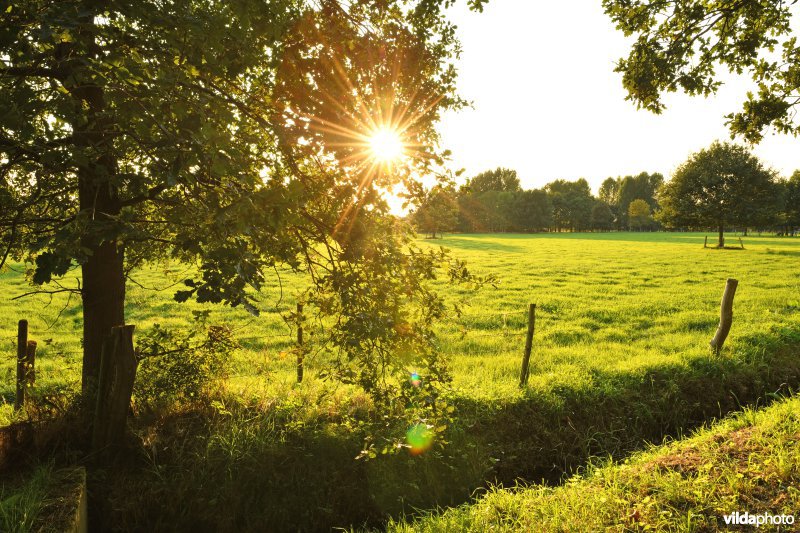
top-left (723, 511), bottom-right (795, 527)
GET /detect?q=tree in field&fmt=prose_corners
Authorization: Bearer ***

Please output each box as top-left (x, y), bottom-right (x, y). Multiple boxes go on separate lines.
top-left (411, 185), bottom-right (458, 238)
top-left (657, 142), bottom-right (778, 247)
top-left (465, 167), bottom-right (521, 194)
top-left (627, 199), bottom-right (651, 231)
top-left (0, 0), bottom-right (489, 431)
top-left (591, 202), bottom-right (615, 231)
top-left (603, 1), bottom-right (800, 143)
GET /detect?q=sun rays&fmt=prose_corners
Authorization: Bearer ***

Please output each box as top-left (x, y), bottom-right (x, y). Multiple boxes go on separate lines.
top-left (368, 126), bottom-right (405, 163)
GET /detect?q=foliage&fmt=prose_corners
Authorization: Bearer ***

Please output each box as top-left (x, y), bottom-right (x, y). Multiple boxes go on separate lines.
top-left (590, 201), bottom-right (615, 230)
top-left (603, 0), bottom-right (800, 143)
top-left (135, 323), bottom-right (235, 408)
top-left (464, 167), bottom-right (521, 194)
top-left (779, 170), bottom-right (800, 232)
top-left (509, 189), bottom-right (552, 232)
top-left (411, 184), bottom-right (459, 238)
top-left (627, 198), bottom-right (651, 230)
top-left (600, 172), bottom-right (663, 228)
top-left (657, 141), bottom-right (779, 244)
top-left (544, 178), bottom-right (594, 231)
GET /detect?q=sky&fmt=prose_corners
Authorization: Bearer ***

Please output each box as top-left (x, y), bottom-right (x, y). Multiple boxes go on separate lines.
top-left (437, 0), bottom-right (800, 193)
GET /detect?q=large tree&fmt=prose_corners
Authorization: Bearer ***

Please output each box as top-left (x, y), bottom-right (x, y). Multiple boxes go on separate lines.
top-left (603, 0), bottom-right (800, 143)
top-left (657, 142), bottom-right (778, 247)
top-left (0, 0), bottom-right (487, 420)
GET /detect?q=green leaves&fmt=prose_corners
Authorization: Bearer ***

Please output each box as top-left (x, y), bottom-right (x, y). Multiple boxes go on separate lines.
top-left (657, 141), bottom-right (779, 232)
top-left (604, 0), bottom-right (800, 142)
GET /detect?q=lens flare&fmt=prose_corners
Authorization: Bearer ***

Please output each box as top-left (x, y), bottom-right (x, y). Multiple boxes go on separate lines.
top-left (409, 372), bottom-right (422, 387)
top-left (406, 423), bottom-right (434, 455)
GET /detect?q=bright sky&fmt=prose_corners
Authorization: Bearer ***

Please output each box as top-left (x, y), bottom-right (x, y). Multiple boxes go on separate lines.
top-left (438, 0), bottom-right (800, 193)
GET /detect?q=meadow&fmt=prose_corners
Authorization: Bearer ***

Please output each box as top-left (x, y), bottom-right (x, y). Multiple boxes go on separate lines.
top-left (2, 231), bottom-right (800, 530)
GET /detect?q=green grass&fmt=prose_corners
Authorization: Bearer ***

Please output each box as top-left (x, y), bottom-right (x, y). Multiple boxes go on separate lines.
top-left (1, 231), bottom-right (800, 530)
top-left (386, 393), bottom-right (800, 532)
top-left (3, 231), bottom-right (798, 407)
top-left (0, 464), bottom-right (84, 533)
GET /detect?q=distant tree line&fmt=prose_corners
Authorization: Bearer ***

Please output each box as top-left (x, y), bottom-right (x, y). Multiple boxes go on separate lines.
top-left (411, 143), bottom-right (800, 241)
top-left (411, 167), bottom-right (665, 235)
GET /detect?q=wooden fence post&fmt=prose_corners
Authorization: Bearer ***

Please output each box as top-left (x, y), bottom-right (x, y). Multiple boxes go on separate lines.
top-left (710, 279), bottom-right (738, 355)
top-left (703, 236), bottom-right (708, 248)
top-left (92, 325), bottom-right (137, 456)
top-left (519, 304), bottom-right (536, 387)
top-left (25, 341), bottom-right (36, 387)
top-left (15, 320), bottom-right (28, 411)
top-left (296, 303), bottom-right (304, 384)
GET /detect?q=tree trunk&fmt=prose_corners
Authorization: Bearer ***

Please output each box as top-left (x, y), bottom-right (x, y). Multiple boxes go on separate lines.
top-left (69, 11), bottom-right (126, 397)
top-left (718, 224), bottom-right (724, 248)
top-left (80, 239), bottom-right (125, 396)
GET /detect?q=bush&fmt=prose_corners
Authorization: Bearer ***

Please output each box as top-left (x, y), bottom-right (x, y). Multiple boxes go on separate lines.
top-left (134, 324), bottom-right (235, 409)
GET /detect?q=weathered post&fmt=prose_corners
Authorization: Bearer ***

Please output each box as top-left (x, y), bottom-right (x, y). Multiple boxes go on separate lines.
top-left (25, 341), bottom-right (36, 387)
top-left (704, 236), bottom-right (708, 248)
top-left (710, 279), bottom-right (738, 354)
top-left (519, 304), bottom-right (536, 387)
top-left (92, 325), bottom-right (137, 456)
top-left (15, 320), bottom-right (28, 411)
top-left (296, 303), bottom-right (304, 383)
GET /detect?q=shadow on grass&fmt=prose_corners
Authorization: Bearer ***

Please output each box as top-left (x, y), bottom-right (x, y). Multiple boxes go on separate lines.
top-left (8, 327), bottom-right (800, 532)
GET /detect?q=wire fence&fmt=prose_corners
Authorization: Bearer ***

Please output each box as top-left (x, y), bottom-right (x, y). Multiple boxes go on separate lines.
top-left (2, 307), bottom-right (536, 375)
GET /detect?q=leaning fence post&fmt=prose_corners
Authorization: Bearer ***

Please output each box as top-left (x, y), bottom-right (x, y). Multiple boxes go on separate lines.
top-left (519, 304), bottom-right (536, 386)
top-left (15, 320), bottom-right (28, 411)
top-left (710, 279), bottom-right (738, 354)
top-left (704, 235), bottom-right (708, 248)
top-left (296, 303), bottom-right (304, 383)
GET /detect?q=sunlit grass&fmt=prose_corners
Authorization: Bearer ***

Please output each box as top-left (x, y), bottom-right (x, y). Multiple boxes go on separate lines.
top-left (1, 232), bottom-right (799, 418)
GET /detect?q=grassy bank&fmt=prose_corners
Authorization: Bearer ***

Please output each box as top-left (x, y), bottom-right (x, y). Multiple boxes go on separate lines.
top-left (387, 392), bottom-right (800, 532)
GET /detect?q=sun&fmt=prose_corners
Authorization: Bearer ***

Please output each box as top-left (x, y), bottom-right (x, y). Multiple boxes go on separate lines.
top-left (368, 127), bottom-right (405, 163)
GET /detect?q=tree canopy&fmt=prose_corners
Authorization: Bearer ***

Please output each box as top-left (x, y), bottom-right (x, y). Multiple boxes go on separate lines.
top-left (603, 0), bottom-right (800, 143)
top-left (657, 141), bottom-right (778, 247)
top-left (464, 167), bottom-right (521, 194)
top-left (627, 199), bottom-right (651, 230)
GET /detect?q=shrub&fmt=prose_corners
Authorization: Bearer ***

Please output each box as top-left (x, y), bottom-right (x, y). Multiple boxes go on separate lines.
top-left (134, 324), bottom-right (235, 409)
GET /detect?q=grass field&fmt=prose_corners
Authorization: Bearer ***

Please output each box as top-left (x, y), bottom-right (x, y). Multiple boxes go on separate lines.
top-left (2, 231), bottom-right (800, 530)
top-left (3, 232), bottom-right (799, 403)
